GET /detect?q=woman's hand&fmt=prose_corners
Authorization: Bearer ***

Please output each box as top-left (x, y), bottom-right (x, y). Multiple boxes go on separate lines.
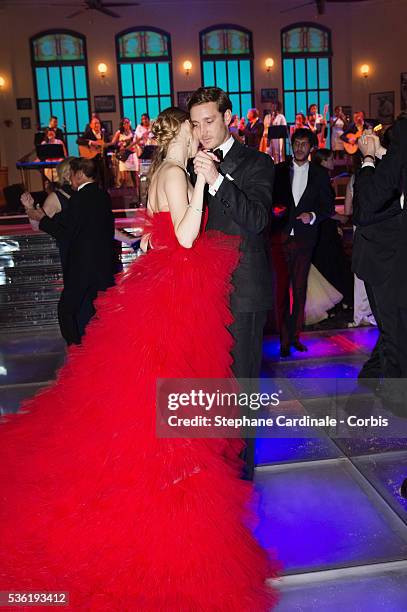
top-left (20, 192), bottom-right (34, 210)
top-left (193, 151), bottom-right (219, 185)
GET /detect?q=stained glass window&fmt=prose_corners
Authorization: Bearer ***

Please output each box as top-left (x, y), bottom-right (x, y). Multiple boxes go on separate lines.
top-left (282, 25), bottom-right (332, 144)
top-left (116, 29), bottom-right (172, 125)
top-left (200, 26), bottom-right (253, 118)
top-left (31, 31), bottom-right (90, 155)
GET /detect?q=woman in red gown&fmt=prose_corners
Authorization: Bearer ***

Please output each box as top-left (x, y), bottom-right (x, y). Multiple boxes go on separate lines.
top-left (0, 108), bottom-right (280, 610)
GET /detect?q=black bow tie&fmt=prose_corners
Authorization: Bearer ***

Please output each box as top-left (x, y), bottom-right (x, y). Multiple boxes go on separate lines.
top-left (212, 148), bottom-right (224, 163)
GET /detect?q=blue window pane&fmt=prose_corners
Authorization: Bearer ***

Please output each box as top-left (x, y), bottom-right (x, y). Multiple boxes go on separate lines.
top-left (123, 98), bottom-right (135, 126)
top-left (49, 67), bottom-right (62, 100)
top-left (239, 60), bottom-right (251, 92)
top-left (146, 63), bottom-right (158, 95)
top-left (215, 61), bottom-right (227, 91)
top-left (66, 134), bottom-right (78, 156)
top-left (295, 59), bottom-right (306, 90)
top-left (157, 63), bottom-right (170, 95)
top-left (203, 61), bottom-right (215, 86)
top-left (121, 64), bottom-right (134, 97)
top-left (74, 66), bottom-right (87, 99)
top-left (227, 60), bottom-right (239, 92)
top-left (64, 100), bottom-right (77, 133)
top-left (284, 92), bottom-right (295, 123)
top-left (229, 93), bottom-right (240, 116)
top-left (133, 63), bottom-right (145, 96)
top-left (51, 101), bottom-right (64, 125)
top-left (296, 92), bottom-right (307, 116)
top-left (307, 58), bottom-right (318, 89)
top-left (38, 101), bottom-right (51, 128)
top-left (36, 67), bottom-right (49, 101)
top-left (77, 100), bottom-right (89, 133)
top-left (135, 98), bottom-right (147, 123)
top-left (61, 66), bottom-right (74, 99)
top-left (148, 96), bottom-right (159, 120)
top-left (319, 90), bottom-right (330, 116)
top-left (160, 95), bottom-right (172, 110)
top-left (283, 59), bottom-right (294, 90)
top-left (307, 90), bottom-right (318, 110)
top-left (241, 93), bottom-right (252, 118)
top-left (319, 58), bottom-right (329, 89)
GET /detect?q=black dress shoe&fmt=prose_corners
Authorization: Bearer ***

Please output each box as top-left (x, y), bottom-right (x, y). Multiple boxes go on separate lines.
top-left (292, 341), bottom-right (308, 352)
top-left (280, 345), bottom-right (291, 358)
top-left (400, 478), bottom-right (407, 499)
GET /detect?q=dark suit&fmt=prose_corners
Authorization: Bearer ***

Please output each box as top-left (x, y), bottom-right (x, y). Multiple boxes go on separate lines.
top-left (270, 161), bottom-right (334, 348)
top-left (240, 119), bottom-right (264, 150)
top-left (355, 117), bottom-right (407, 375)
top-left (197, 139), bottom-right (274, 478)
top-left (39, 182), bottom-right (115, 345)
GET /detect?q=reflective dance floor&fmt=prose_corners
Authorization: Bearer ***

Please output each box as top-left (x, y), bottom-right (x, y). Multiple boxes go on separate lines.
top-left (1, 325), bottom-right (406, 610)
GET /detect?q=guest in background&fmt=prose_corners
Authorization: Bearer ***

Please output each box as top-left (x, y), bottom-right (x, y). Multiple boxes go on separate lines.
top-left (270, 101), bottom-right (287, 163)
top-left (270, 128), bottom-right (334, 357)
top-left (240, 108), bottom-right (264, 149)
top-left (26, 157), bottom-right (115, 345)
top-left (21, 157), bottom-right (75, 270)
top-left (290, 113), bottom-right (307, 140)
top-left (228, 114), bottom-right (244, 142)
top-left (111, 117), bottom-right (140, 189)
top-left (330, 106), bottom-right (347, 159)
top-left (311, 148), bottom-right (352, 311)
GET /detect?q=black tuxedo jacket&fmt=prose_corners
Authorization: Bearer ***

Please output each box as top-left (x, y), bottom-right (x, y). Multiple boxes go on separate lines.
top-left (77, 128), bottom-right (109, 147)
top-left (39, 182), bottom-right (115, 310)
top-left (270, 161), bottom-right (334, 247)
top-left (191, 139), bottom-right (275, 312)
top-left (240, 120), bottom-right (264, 149)
top-left (355, 117), bottom-right (407, 301)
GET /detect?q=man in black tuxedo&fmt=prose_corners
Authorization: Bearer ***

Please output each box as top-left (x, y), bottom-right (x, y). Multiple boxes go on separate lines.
top-left (353, 127), bottom-right (403, 379)
top-left (188, 87), bottom-right (274, 479)
top-left (27, 157), bottom-right (115, 345)
top-left (356, 115), bottom-right (407, 375)
top-left (270, 128), bottom-right (334, 357)
top-left (240, 108), bottom-right (264, 150)
top-left (46, 115), bottom-right (65, 145)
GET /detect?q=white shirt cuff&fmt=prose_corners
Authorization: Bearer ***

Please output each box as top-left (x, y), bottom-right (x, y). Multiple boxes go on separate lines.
top-left (208, 173), bottom-right (224, 196)
top-left (361, 161), bottom-right (375, 169)
top-left (375, 146), bottom-right (387, 160)
top-left (310, 212), bottom-right (316, 225)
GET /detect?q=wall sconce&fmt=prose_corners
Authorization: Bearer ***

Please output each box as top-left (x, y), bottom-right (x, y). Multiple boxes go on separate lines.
top-left (183, 60), bottom-right (192, 76)
top-left (97, 63), bottom-right (108, 80)
top-left (0, 76), bottom-right (5, 90)
top-left (360, 64), bottom-right (370, 79)
top-left (265, 58), bottom-right (274, 73)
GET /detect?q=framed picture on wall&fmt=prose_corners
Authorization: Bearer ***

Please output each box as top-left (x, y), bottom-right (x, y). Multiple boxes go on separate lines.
top-left (16, 97), bottom-right (32, 110)
top-left (177, 91), bottom-right (194, 111)
top-left (101, 120), bottom-right (113, 136)
top-left (341, 105), bottom-right (352, 122)
top-left (369, 91), bottom-right (395, 124)
top-left (94, 95), bottom-right (116, 113)
top-left (401, 73), bottom-right (407, 112)
top-left (21, 117), bottom-right (31, 130)
top-left (261, 88), bottom-right (278, 104)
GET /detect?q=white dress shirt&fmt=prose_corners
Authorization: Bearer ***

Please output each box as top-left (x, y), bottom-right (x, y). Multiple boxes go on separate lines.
top-left (290, 160), bottom-right (316, 235)
top-left (77, 181), bottom-right (94, 191)
top-left (208, 135), bottom-right (235, 195)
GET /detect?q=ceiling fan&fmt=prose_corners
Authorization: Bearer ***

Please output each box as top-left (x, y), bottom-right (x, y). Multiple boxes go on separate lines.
top-left (67, 0), bottom-right (140, 18)
top-left (281, 0), bottom-right (369, 15)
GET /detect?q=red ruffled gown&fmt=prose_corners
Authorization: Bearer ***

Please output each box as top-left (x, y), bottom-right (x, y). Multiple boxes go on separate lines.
top-left (0, 212), bottom-right (280, 610)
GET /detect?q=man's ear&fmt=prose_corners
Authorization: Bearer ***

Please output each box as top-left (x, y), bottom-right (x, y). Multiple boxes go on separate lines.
top-left (223, 109), bottom-right (232, 127)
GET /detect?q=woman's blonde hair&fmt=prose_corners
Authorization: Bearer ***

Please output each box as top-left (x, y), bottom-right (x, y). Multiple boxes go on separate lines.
top-left (148, 107), bottom-right (189, 179)
top-left (56, 156), bottom-right (75, 186)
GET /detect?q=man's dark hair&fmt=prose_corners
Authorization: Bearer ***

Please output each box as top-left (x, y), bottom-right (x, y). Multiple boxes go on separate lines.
top-left (187, 87), bottom-right (232, 115)
top-left (50, 115), bottom-right (58, 121)
top-left (291, 128), bottom-right (314, 147)
top-left (312, 148), bottom-right (333, 165)
top-left (141, 113), bottom-right (150, 120)
top-left (70, 157), bottom-right (98, 179)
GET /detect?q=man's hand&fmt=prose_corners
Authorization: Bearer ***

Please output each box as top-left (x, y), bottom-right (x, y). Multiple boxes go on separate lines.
top-left (296, 212), bottom-right (313, 224)
top-left (359, 132), bottom-right (380, 158)
top-left (20, 191), bottom-right (34, 210)
top-left (193, 150), bottom-right (219, 186)
top-left (26, 207), bottom-right (46, 222)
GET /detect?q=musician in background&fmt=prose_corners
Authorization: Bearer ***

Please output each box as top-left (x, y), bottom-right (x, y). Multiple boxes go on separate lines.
top-left (290, 113), bottom-right (307, 139)
top-left (305, 113), bottom-right (319, 148)
top-left (110, 117), bottom-right (140, 189)
top-left (77, 117), bottom-right (111, 187)
top-left (47, 116), bottom-right (65, 144)
top-left (240, 108), bottom-right (264, 150)
top-left (330, 105), bottom-right (347, 159)
top-left (40, 127), bottom-right (67, 184)
top-left (341, 110), bottom-right (368, 149)
top-left (270, 101), bottom-right (287, 163)
top-left (135, 113), bottom-right (154, 147)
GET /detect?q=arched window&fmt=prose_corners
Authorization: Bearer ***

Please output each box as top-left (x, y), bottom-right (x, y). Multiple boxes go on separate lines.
top-left (31, 30), bottom-right (90, 154)
top-left (281, 24), bottom-right (332, 132)
top-left (116, 28), bottom-right (173, 126)
top-left (200, 25), bottom-right (253, 117)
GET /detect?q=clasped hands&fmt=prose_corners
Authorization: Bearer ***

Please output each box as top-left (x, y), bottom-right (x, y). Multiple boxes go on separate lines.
top-left (193, 150), bottom-right (221, 186)
top-left (20, 191), bottom-right (45, 222)
top-left (358, 130), bottom-right (381, 159)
